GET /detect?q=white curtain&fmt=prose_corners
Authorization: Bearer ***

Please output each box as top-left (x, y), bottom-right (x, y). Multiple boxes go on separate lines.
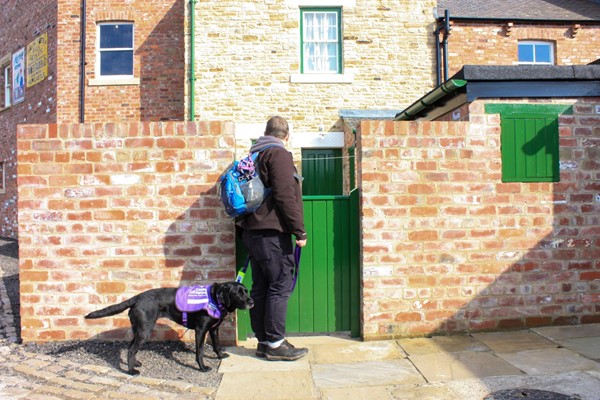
top-left (304, 12), bottom-right (338, 73)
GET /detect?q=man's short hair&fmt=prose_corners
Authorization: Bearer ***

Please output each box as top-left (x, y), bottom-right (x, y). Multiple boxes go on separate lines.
top-left (264, 116), bottom-right (289, 139)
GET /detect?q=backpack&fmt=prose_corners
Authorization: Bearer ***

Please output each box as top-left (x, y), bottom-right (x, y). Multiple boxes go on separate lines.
top-left (218, 145), bottom-right (282, 218)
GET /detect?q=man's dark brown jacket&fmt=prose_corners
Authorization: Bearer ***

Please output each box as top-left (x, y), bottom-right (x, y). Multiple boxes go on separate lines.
top-left (236, 136), bottom-right (306, 240)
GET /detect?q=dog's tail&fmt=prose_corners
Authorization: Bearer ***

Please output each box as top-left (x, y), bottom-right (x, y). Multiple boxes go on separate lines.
top-left (85, 296), bottom-right (138, 319)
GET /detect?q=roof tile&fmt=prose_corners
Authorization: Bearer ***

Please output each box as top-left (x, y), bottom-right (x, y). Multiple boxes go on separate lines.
top-left (437, 0), bottom-right (600, 21)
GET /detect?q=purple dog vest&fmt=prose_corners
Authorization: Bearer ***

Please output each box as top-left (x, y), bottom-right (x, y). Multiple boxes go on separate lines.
top-left (175, 285), bottom-right (222, 327)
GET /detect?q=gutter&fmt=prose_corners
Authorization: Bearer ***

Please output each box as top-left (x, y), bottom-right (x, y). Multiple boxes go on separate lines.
top-left (189, 0), bottom-right (197, 120)
top-left (437, 16), bottom-right (600, 24)
top-left (394, 79), bottom-right (466, 121)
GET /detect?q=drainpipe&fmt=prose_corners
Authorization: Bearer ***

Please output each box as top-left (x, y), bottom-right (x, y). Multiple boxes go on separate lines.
top-left (442, 9), bottom-right (451, 83)
top-left (434, 21), bottom-right (442, 86)
top-left (79, 0), bottom-right (87, 123)
top-left (189, 0), bottom-right (197, 121)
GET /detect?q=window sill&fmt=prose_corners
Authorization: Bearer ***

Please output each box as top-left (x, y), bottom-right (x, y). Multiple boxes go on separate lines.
top-left (290, 73), bottom-right (354, 84)
top-left (88, 77), bottom-right (140, 86)
top-left (286, 0), bottom-right (355, 6)
top-left (0, 105), bottom-right (10, 113)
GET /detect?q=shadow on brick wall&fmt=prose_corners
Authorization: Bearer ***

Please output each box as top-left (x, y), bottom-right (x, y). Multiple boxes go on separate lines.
top-left (433, 100), bottom-right (600, 335)
top-left (138, 0), bottom-right (185, 121)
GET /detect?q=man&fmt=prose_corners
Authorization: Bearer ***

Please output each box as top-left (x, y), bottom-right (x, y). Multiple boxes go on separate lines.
top-left (237, 116), bottom-right (308, 361)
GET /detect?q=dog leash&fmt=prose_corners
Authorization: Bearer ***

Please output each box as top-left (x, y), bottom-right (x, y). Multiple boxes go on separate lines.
top-left (236, 246), bottom-right (302, 291)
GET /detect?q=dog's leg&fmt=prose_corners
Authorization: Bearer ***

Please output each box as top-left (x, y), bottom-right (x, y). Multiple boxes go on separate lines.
top-left (209, 325), bottom-right (229, 359)
top-left (194, 320), bottom-right (214, 372)
top-left (127, 307), bottom-right (157, 375)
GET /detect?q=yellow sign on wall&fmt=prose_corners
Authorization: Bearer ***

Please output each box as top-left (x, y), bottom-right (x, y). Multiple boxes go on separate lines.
top-left (27, 33), bottom-right (48, 87)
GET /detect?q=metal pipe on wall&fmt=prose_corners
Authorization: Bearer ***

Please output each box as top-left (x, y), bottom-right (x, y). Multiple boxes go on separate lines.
top-left (79, 0), bottom-right (86, 123)
top-left (443, 9), bottom-right (450, 84)
top-left (189, 0), bottom-right (197, 121)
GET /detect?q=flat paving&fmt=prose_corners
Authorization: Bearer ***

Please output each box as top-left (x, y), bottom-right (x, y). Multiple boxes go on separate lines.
top-left (2, 244), bottom-right (600, 399)
top-left (2, 320), bottom-right (600, 399)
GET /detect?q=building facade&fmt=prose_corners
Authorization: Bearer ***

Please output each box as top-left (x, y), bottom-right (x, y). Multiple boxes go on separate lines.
top-left (189, 0), bottom-right (437, 143)
top-left (0, 0), bottom-right (185, 239)
top-left (436, 0), bottom-right (600, 82)
top-left (10, 0), bottom-right (600, 343)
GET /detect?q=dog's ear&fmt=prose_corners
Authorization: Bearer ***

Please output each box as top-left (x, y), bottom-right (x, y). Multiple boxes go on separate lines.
top-left (220, 284), bottom-right (231, 309)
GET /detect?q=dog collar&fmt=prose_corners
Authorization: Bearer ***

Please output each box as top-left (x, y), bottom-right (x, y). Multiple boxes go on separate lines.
top-left (175, 285), bottom-right (223, 327)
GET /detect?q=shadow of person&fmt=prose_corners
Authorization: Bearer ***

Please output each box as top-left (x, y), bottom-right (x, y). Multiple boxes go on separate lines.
top-left (162, 188), bottom-right (236, 285)
top-left (162, 183), bottom-right (238, 346)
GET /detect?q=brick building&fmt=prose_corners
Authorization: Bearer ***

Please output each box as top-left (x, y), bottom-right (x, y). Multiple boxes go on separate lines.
top-left (10, 0), bottom-right (600, 344)
top-left (0, 0), bottom-right (184, 239)
top-left (353, 64), bottom-right (600, 339)
top-left (435, 0), bottom-right (600, 82)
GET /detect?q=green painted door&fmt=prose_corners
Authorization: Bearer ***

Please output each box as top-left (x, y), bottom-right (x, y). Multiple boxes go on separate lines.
top-left (301, 149), bottom-right (343, 195)
top-left (236, 191), bottom-right (360, 340)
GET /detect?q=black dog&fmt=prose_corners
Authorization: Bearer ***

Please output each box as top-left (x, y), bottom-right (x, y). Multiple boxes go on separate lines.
top-left (85, 281), bottom-right (253, 374)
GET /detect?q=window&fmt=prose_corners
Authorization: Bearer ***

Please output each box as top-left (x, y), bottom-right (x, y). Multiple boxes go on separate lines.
top-left (0, 54), bottom-right (10, 110)
top-left (485, 104), bottom-right (572, 183)
top-left (518, 41), bottom-right (554, 65)
top-left (97, 22), bottom-right (134, 77)
top-left (301, 8), bottom-right (342, 74)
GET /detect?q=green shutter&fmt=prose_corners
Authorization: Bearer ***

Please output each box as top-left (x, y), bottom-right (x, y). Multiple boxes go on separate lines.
top-left (501, 114), bottom-right (559, 182)
top-left (485, 104), bottom-right (571, 183)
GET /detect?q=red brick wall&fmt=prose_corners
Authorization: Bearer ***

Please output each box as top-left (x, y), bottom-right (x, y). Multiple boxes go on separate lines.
top-left (0, 1), bottom-right (58, 239)
top-left (445, 22), bottom-right (600, 77)
top-left (57, 0), bottom-right (185, 123)
top-left (17, 121), bottom-right (236, 343)
top-left (358, 98), bottom-right (600, 340)
top-left (1, 0), bottom-right (185, 239)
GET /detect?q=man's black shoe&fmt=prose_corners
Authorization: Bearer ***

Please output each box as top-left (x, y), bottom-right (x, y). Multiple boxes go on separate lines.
top-left (265, 340), bottom-right (308, 361)
top-left (256, 343), bottom-right (267, 358)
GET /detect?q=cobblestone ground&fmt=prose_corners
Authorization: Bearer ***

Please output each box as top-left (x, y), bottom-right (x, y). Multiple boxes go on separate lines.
top-left (0, 238), bottom-right (220, 399)
top-left (0, 238), bottom-right (19, 343)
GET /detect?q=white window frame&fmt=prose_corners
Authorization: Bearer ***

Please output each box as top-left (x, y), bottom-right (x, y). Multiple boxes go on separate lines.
top-left (301, 8), bottom-right (341, 74)
top-left (290, 5), bottom-right (354, 84)
top-left (90, 22), bottom-right (139, 86)
top-left (1, 54), bottom-right (11, 110)
top-left (518, 41), bottom-right (554, 65)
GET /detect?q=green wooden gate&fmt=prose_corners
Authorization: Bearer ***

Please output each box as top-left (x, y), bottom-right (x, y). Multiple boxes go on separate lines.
top-left (236, 189), bottom-right (360, 340)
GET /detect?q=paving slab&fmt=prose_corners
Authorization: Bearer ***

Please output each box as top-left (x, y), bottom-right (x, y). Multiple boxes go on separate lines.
top-left (218, 345), bottom-right (309, 373)
top-left (390, 383), bottom-right (462, 400)
top-left (410, 351), bottom-right (523, 382)
top-left (446, 371), bottom-right (600, 400)
top-left (312, 359), bottom-right (425, 388)
top-left (320, 385), bottom-right (395, 400)
top-left (533, 324), bottom-right (600, 340)
top-left (473, 330), bottom-right (558, 353)
top-left (554, 337), bottom-right (600, 361)
top-left (398, 335), bottom-right (489, 355)
top-left (286, 334), bottom-right (358, 346)
top-left (311, 340), bottom-right (405, 364)
top-left (216, 370), bottom-right (318, 400)
top-left (237, 335), bottom-right (357, 348)
top-left (497, 348), bottom-right (599, 375)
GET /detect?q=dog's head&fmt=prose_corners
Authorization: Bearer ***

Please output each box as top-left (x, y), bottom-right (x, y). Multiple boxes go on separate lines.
top-left (218, 282), bottom-right (254, 312)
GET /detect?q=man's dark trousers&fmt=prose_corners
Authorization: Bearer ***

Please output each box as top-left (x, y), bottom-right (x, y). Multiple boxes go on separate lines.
top-left (241, 229), bottom-right (295, 343)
